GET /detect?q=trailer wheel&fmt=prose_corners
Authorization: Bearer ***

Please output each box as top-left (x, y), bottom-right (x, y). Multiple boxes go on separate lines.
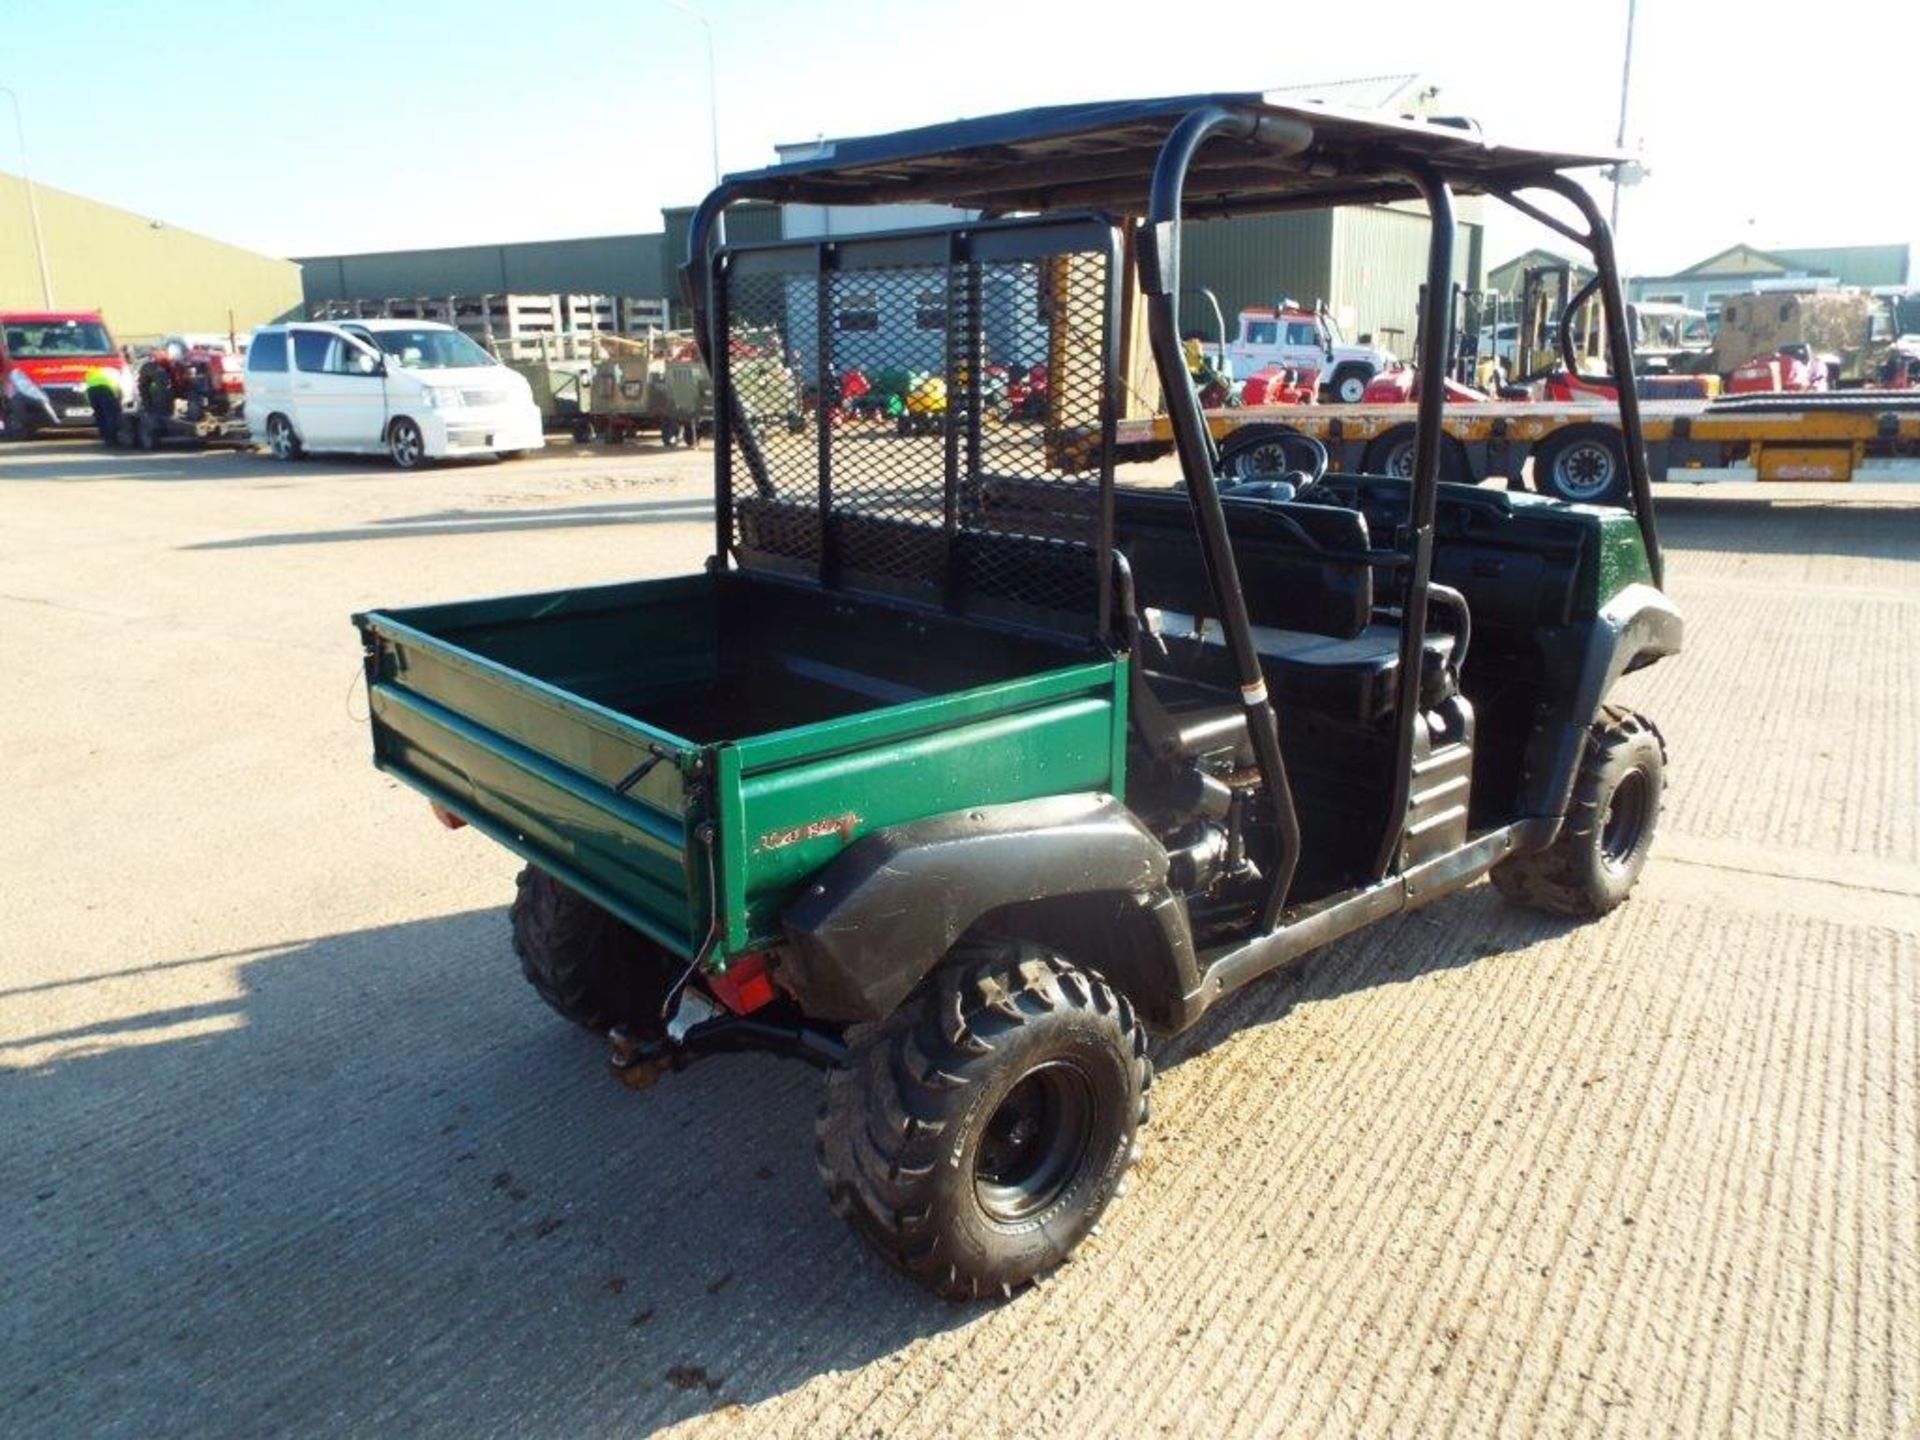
top-left (264, 412), bottom-right (303, 461)
top-left (1217, 424), bottom-right (1329, 487)
top-left (1533, 424), bottom-right (1628, 504)
top-left (1363, 425), bottom-right (1470, 483)
top-left (510, 866), bottom-right (672, 1032)
top-left (1492, 706), bottom-right (1666, 917)
top-left (816, 939), bottom-right (1149, 1301)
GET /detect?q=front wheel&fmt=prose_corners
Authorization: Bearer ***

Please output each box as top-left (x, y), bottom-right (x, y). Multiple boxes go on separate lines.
top-left (1492, 705), bottom-right (1667, 917)
top-left (816, 941), bottom-right (1149, 1301)
top-left (387, 416), bottom-right (429, 469)
top-left (1331, 366), bottom-right (1372, 404)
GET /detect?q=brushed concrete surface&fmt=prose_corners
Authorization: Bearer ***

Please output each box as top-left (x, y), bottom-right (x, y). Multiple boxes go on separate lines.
top-left (2, 438), bottom-right (1914, 1438)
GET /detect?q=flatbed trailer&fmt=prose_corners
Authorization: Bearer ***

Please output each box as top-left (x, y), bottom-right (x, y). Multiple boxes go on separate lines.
top-left (1116, 390), bottom-right (1920, 497)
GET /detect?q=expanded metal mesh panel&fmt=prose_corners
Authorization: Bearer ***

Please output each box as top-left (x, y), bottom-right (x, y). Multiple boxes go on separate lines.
top-left (714, 217), bottom-right (1118, 637)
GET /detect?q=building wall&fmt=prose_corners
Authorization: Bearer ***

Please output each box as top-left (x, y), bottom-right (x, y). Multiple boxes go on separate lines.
top-left (662, 203), bottom-right (785, 289)
top-left (1487, 249), bottom-right (1592, 298)
top-left (1329, 204), bottom-right (1483, 354)
top-left (1175, 211), bottom-right (1335, 346)
top-left (0, 170), bottom-right (302, 341)
top-left (297, 233), bottom-right (668, 309)
top-left (1772, 244), bottom-right (1910, 289)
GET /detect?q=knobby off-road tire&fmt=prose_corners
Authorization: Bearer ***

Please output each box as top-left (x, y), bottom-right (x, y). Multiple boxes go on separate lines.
top-left (509, 866), bottom-right (668, 1032)
top-left (1493, 705), bottom-right (1667, 917)
top-left (815, 940), bottom-right (1150, 1302)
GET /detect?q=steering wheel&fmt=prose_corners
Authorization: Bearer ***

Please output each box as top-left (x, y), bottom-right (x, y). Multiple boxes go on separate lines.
top-left (1217, 425), bottom-right (1330, 501)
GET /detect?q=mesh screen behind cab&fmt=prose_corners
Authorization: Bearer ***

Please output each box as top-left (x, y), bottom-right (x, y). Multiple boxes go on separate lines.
top-left (715, 216), bottom-right (1120, 638)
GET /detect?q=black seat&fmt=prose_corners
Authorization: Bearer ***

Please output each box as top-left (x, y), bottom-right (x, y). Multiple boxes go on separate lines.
top-left (1145, 610), bottom-right (1457, 725)
top-left (1116, 488), bottom-right (1464, 730)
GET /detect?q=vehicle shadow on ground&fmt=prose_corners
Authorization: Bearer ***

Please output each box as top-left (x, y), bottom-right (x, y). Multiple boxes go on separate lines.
top-left (0, 882), bottom-right (1574, 1436)
top-left (1156, 883), bottom-right (1582, 1073)
top-left (0, 910), bottom-right (969, 1436)
top-left (0, 441), bottom-right (610, 484)
top-left (182, 496), bottom-right (715, 550)
top-left (1656, 494), bottom-right (1920, 562)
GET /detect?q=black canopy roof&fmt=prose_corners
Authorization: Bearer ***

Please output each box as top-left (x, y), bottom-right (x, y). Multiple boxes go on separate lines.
top-left (717, 93), bottom-right (1625, 218)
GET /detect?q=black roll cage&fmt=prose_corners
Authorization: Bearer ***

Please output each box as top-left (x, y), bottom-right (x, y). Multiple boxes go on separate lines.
top-left (683, 98), bottom-right (1661, 929)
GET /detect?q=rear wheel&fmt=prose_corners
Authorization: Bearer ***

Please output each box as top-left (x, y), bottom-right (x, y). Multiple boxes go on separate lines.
top-left (1492, 706), bottom-right (1666, 916)
top-left (264, 412), bottom-right (302, 460)
top-left (509, 866), bottom-right (671, 1032)
top-left (387, 416), bottom-right (428, 469)
top-left (816, 940), bottom-right (1149, 1301)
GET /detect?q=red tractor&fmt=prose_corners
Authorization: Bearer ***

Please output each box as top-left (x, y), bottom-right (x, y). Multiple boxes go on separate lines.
top-left (1725, 343), bottom-right (1830, 396)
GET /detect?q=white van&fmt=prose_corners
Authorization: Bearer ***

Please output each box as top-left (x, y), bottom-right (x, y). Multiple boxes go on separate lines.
top-left (246, 319), bottom-right (542, 467)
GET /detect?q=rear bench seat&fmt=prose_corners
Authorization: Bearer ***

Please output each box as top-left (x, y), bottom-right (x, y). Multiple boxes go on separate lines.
top-left (1112, 487), bottom-right (1455, 725)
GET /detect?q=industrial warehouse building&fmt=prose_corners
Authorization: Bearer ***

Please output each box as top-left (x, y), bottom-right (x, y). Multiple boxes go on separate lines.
top-left (1627, 242), bottom-right (1913, 318)
top-left (0, 169), bottom-right (302, 342)
top-left (297, 197), bottom-right (1483, 362)
top-left (297, 77), bottom-right (1485, 361)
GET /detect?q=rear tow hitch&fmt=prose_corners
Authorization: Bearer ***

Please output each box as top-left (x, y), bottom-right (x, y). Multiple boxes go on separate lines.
top-left (608, 994), bottom-right (848, 1090)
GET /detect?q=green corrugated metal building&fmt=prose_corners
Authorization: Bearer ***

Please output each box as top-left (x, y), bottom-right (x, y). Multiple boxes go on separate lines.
top-left (0, 168), bottom-right (302, 341)
top-left (296, 204), bottom-right (785, 324)
top-left (297, 196), bottom-right (1478, 357)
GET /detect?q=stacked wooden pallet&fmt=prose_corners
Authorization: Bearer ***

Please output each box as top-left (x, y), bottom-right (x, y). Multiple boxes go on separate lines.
top-left (306, 293), bottom-right (673, 340)
top-left (620, 295), bottom-right (671, 333)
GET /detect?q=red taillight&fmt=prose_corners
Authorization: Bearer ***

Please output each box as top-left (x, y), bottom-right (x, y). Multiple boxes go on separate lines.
top-left (708, 952), bottom-right (776, 1014)
top-left (428, 801), bottom-right (468, 830)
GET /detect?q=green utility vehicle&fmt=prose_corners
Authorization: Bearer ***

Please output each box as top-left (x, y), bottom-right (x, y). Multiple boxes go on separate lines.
top-left (355, 95), bottom-right (1680, 1301)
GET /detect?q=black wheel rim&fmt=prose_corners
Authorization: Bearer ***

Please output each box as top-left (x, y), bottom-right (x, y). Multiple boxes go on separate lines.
top-left (973, 1061), bottom-right (1094, 1224)
top-left (1601, 766), bottom-right (1650, 870)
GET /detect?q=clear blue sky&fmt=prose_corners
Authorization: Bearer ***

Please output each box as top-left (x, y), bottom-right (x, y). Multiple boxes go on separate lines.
top-left (4, 0), bottom-right (1916, 277)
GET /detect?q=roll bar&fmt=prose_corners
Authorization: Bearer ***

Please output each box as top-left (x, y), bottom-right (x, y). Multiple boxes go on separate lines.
top-left (1492, 178), bottom-right (1662, 584)
top-left (1139, 104), bottom-right (1308, 929)
top-left (682, 103), bottom-right (1665, 932)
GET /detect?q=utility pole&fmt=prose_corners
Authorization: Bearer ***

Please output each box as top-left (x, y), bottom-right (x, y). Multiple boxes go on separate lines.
top-left (658, 0), bottom-right (720, 188)
top-left (1, 86), bottom-right (54, 307)
top-left (1610, 0), bottom-right (1638, 237)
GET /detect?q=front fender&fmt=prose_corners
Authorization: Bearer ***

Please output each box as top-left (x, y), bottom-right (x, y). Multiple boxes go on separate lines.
top-left (1521, 582), bottom-right (1683, 820)
top-left (781, 793), bottom-right (1169, 1023)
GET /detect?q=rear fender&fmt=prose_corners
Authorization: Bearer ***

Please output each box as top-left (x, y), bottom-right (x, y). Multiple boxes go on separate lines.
top-left (1520, 582), bottom-right (1682, 820)
top-left (780, 793), bottom-right (1175, 1023)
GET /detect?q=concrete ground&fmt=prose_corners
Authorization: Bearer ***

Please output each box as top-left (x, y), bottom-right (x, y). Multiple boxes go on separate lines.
top-left (1, 435), bottom-right (1914, 1439)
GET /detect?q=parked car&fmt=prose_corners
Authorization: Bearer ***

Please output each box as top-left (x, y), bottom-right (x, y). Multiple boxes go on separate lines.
top-left (246, 319), bottom-right (543, 467)
top-left (1, 310), bottom-right (130, 437)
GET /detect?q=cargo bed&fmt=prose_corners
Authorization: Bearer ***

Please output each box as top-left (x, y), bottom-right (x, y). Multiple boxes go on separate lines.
top-left (356, 572), bottom-right (1128, 959)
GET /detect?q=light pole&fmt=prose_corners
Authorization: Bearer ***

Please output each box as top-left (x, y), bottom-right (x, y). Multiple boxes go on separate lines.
top-left (0, 85), bottom-right (53, 307)
top-left (1609, 0), bottom-right (1638, 237)
top-left (658, 0), bottom-right (720, 187)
